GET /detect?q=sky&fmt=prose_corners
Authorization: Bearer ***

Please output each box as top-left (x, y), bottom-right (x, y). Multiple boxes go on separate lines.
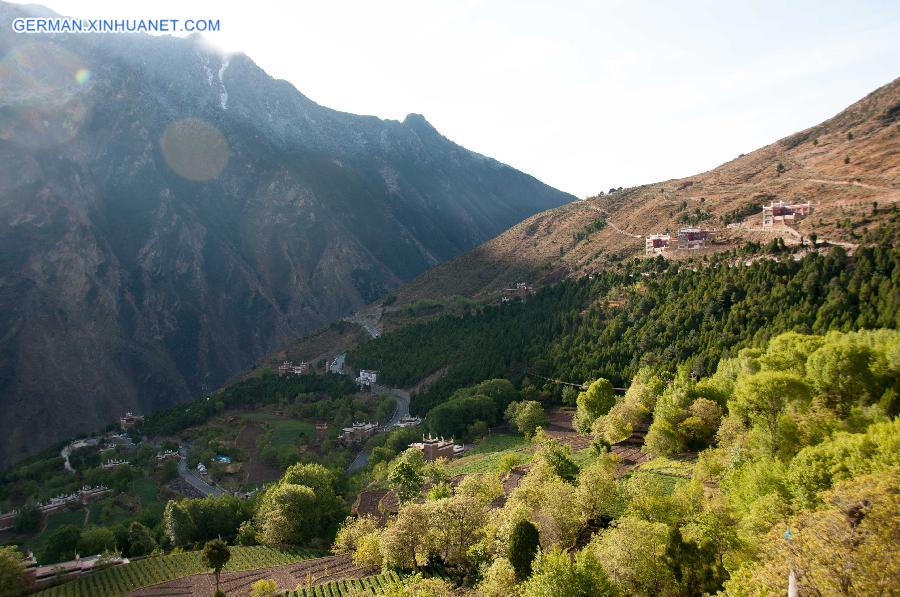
top-left (15, 0), bottom-right (900, 197)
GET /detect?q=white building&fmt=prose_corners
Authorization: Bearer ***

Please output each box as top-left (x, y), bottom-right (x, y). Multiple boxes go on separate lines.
top-left (277, 360), bottom-right (309, 375)
top-left (645, 234), bottom-right (671, 256)
top-left (356, 369), bottom-right (377, 388)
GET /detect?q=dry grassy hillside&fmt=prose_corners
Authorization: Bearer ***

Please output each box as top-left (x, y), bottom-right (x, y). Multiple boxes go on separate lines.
top-left (390, 77), bottom-right (900, 310)
top-left (273, 78), bottom-right (900, 360)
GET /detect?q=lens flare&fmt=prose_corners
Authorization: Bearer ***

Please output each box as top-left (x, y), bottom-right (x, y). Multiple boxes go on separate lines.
top-left (160, 118), bottom-right (230, 182)
top-left (0, 40), bottom-right (90, 148)
top-left (75, 69), bottom-right (91, 85)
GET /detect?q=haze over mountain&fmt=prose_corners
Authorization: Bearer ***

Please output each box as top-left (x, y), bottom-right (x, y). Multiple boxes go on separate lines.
top-left (0, 2), bottom-right (573, 466)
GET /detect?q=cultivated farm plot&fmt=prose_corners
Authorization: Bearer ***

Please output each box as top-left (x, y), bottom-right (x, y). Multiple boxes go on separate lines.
top-left (446, 434), bottom-right (531, 475)
top-left (36, 546), bottom-right (321, 597)
top-left (286, 570), bottom-right (404, 596)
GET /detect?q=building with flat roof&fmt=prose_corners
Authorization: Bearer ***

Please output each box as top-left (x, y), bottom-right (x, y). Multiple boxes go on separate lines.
top-left (645, 234), bottom-right (671, 256)
top-left (677, 228), bottom-right (709, 250)
top-left (119, 412), bottom-right (143, 431)
top-left (762, 201), bottom-right (812, 227)
top-left (409, 435), bottom-right (466, 461)
top-left (356, 370), bottom-right (378, 388)
top-left (277, 360), bottom-right (309, 375)
top-left (338, 421), bottom-right (378, 445)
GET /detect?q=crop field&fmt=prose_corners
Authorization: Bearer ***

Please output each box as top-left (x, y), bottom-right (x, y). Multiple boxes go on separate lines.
top-left (446, 433), bottom-right (531, 475)
top-left (36, 546), bottom-right (322, 596)
top-left (287, 570), bottom-right (405, 596)
top-left (247, 413), bottom-right (316, 448)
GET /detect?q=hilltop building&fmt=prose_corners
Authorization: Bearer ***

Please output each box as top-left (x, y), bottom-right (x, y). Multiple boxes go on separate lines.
top-left (155, 450), bottom-right (180, 462)
top-left (677, 228), bottom-right (709, 250)
top-left (645, 234), bottom-right (671, 256)
top-left (393, 415), bottom-right (422, 428)
top-left (762, 200), bottom-right (812, 227)
top-left (356, 370), bottom-right (378, 388)
top-left (409, 434), bottom-right (466, 461)
top-left (119, 412), bottom-right (143, 431)
top-left (502, 282), bottom-right (532, 303)
top-left (338, 422), bottom-right (378, 446)
top-left (277, 360), bottom-right (309, 375)
top-left (101, 459), bottom-right (128, 470)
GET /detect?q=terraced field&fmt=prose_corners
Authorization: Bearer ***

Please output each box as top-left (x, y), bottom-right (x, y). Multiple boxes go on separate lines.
top-left (287, 570), bottom-right (405, 596)
top-left (128, 553), bottom-right (377, 596)
top-left (36, 546), bottom-right (322, 597)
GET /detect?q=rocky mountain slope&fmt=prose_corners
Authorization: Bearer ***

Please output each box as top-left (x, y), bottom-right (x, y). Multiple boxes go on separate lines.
top-left (386, 78), bottom-right (900, 311)
top-left (0, 2), bottom-right (573, 466)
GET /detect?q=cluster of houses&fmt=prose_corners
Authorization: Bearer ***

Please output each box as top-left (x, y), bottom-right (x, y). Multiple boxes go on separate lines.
top-left (645, 227), bottom-right (712, 256)
top-left (501, 282), bottom-right (532, 303)
top-left (409, 434), bottom-right (466, 461)
top-left (277, 360), bottom-right (310, 376)
top-left (0, 486), bottom-right (112, 530)
top-left (338, 421), bottom-right (379, 446)
top-left (644, 200), bottom-right (814, 257)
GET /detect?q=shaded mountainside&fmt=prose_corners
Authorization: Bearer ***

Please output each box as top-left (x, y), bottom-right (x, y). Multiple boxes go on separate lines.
top-left (389, 78), bottom-right (900, 310)
top-left (0, 2), bottom-right (574, 466)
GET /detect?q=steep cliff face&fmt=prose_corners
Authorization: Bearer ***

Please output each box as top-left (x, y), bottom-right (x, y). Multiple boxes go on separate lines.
top-left (0, 2), bottom-right (574, 466)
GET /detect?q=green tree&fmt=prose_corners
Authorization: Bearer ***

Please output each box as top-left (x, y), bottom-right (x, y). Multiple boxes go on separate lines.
top-left (163, 500), bottom-right (196, 547)
top-left (256, 483), bottom-right (317, 545)
top-left (575, 379), bottom-right (616, 433)
top-left (575, 457), bottom-right (623, 523)
top-left (388, 448), bottom-right (426, 504)
top-left (426, 495), bottom-right (487, 566)
top-left (0, 546), bottom-right (25, 597)
top-left (724, 469), bottom-right (899, 596)
top-left (731, 371), bottom-right (810, 455)
top-left (477, 557), bottom-right (520, 597)
top-left (159, 459), bottom-right (179, 483)
top-left (13, 503), bottom-right (40, 533)
top-left (236, 519), bottom-right (258, 546)
top-left (521, 547), bottom-right (617, 597)
top-left (127, 522), bottom-right (157, 557)
top-left (77, 526), bottom-right (117, 556)
top-left (592, 516), bottom-right (674, 595)
top-left (42, 524), bottom-right (82, 563)
top-left (759, 332), bottom-right (824, 375)
top-left (381, 503), bottom-right (430, 569)
top-left (505, 401), bottom-right (548, 438)
top-left (805, 338), bottom-right (876, 412)
top-left (508, 519), bottom-right (541, 580)
top-left (202, 538), bottom-right (231, 594)
top-left (250, 578), bottom-right (279, 597)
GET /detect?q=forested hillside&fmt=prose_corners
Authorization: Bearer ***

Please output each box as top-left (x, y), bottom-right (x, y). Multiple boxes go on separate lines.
top-left (350, 246), bottom-right (899, 417)
top-left (337, 329), bottom-right (899, 596)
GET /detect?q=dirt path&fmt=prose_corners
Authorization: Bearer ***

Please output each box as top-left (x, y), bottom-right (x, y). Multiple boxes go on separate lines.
top-left (128, 554), bottom-right (377, 596)
top-left (581, 202), bottom-right (644, 239)
top-left (235, 423), bottom-right (280, 486)
top-left (785, 176), bottom-right (896, 192)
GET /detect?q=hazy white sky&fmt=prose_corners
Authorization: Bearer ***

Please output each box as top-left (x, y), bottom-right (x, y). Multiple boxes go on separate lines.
top-left (17, 0), bottom-right (900, 196)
